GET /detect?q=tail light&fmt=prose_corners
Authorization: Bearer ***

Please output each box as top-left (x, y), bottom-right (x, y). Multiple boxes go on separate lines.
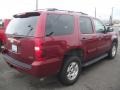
top-left (34, 46), bottom-right (43, 58)
top-left (34, 39), bottom-right (43, 60)
top-left (34, 46), bottom-right (40, 51)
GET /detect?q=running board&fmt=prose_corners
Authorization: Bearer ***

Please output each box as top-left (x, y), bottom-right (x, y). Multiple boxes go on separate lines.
top-left (83, 53), bottom-right (108, 67)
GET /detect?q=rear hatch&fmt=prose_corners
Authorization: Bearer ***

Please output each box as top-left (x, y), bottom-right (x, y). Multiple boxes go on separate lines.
top-left (5, 12), bottom-right (40, 64)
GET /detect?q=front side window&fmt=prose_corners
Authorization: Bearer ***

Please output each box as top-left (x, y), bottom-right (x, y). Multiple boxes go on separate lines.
top-left (79, 17), bottom-right (93, 34)
top-left (93, 19), bottom-right (105, 33)
top-left (46, 14), bottom-right (74, 36)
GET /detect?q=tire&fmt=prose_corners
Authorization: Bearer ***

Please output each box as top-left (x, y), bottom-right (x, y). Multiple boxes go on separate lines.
top-left (108, 42), bottom-right (117, 59)
top-left (58, 55), bottom-right (81, 86)
top-left (0, 41), bottom-right (2, 52)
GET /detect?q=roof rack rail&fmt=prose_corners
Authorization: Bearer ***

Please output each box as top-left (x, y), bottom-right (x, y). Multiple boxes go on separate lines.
top-left (76, 12), bottom-right (88, 15)
top-left (36, 8), bottom-right (88, 15)
top-left (47, 8), bottom-right (58, 11)
top-left (46, 8), bottom-right (88, 15)
top-left (66, 10), bottom-right (88, 15)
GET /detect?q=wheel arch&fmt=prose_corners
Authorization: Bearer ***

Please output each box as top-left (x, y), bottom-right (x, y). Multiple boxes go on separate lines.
top-left (112, 38), bottom-right (118, 47)
top-left (63, 48), bottom-right (84, 63)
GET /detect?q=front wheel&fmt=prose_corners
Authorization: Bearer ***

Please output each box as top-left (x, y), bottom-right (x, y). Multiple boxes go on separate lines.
top-left (58, 56), bottom-right (81, 85)
top-left (108, 42), bottom-right (117, 59)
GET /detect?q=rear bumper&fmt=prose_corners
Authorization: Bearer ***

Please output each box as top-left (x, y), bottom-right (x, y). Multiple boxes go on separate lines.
top-left (3, 54), bottom-right (32, 69)
top-left (2, 54), bottom-right (61, 77)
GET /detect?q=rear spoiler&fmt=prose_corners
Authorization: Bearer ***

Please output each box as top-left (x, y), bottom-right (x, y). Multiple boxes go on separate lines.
top-left (13, 12), bottom-right (40, 18)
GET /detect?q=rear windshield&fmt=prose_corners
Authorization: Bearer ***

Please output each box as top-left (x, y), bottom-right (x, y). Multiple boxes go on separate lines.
top-left (6, 16), bottom-right (38, 36)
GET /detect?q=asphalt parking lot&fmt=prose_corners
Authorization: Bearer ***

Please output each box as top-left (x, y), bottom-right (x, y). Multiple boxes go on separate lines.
top-left (0, 39), bottom-right (120, 90)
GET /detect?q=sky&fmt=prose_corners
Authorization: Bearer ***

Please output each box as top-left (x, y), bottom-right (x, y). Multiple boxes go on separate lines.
top-left (0, 0), bottom-right (120, 20)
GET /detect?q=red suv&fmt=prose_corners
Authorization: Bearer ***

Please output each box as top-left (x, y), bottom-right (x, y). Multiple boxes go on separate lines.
top-left (2, 9), bottom-right (118, 85)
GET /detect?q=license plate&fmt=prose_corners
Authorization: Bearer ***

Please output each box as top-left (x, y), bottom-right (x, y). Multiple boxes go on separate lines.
top-left (12, 44), bottom-right (17, 52)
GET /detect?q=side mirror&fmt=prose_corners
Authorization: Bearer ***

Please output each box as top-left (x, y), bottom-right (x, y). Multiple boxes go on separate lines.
top-left (106, 27), bottom-right (113, 32)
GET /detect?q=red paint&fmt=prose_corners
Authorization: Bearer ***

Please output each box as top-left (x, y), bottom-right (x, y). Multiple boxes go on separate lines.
top-left (3, 10), bottom-right (118, 78)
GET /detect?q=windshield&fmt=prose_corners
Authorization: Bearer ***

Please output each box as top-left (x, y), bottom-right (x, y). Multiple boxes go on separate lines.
top-left (6, 16), bottom-right (38, 36)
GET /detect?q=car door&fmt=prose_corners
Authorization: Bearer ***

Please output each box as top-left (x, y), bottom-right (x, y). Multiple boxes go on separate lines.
top-left (79, 16), bottom-right (98, 62)
top-left (44, 13), bottom-right (75, 60)
top-left (93, 19), bottom-right (111, 55)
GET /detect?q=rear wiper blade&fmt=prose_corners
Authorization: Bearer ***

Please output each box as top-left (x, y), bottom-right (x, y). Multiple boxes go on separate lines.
top-left (46, 32), bottom-right (54, 37)
top-left (26, 25), bottom-right (33, 36)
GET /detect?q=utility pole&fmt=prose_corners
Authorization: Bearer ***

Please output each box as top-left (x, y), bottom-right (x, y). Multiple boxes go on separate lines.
top-left (111, 7), bottom-right (113, 20)
top-left (95, 7), bottom-right (96, 18)
top-left (110, 7), bottom-right (114, 26)
top-left (36, 0), bottom-right (38, 11)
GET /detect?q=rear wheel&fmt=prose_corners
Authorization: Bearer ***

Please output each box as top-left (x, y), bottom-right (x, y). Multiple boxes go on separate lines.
top-left (108, 42), bottom-right (117, 59)
top-left (58, 55), bottom-right (81, 85)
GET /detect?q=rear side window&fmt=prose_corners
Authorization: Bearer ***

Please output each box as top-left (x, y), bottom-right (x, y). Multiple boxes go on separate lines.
top-left (79, 17), bottom-right (93, 34)
top-left (46, 14), bottom-right (74, 36)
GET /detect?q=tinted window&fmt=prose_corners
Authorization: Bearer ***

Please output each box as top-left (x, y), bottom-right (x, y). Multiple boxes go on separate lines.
top-left (6, 16), bottom-right (38, 36)
top-left (93, 19), bottom-right (105, 33)
top-left (46, 14), bottom-right (74, 35)
top-left (79, 17), bottom-right (93, 34)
